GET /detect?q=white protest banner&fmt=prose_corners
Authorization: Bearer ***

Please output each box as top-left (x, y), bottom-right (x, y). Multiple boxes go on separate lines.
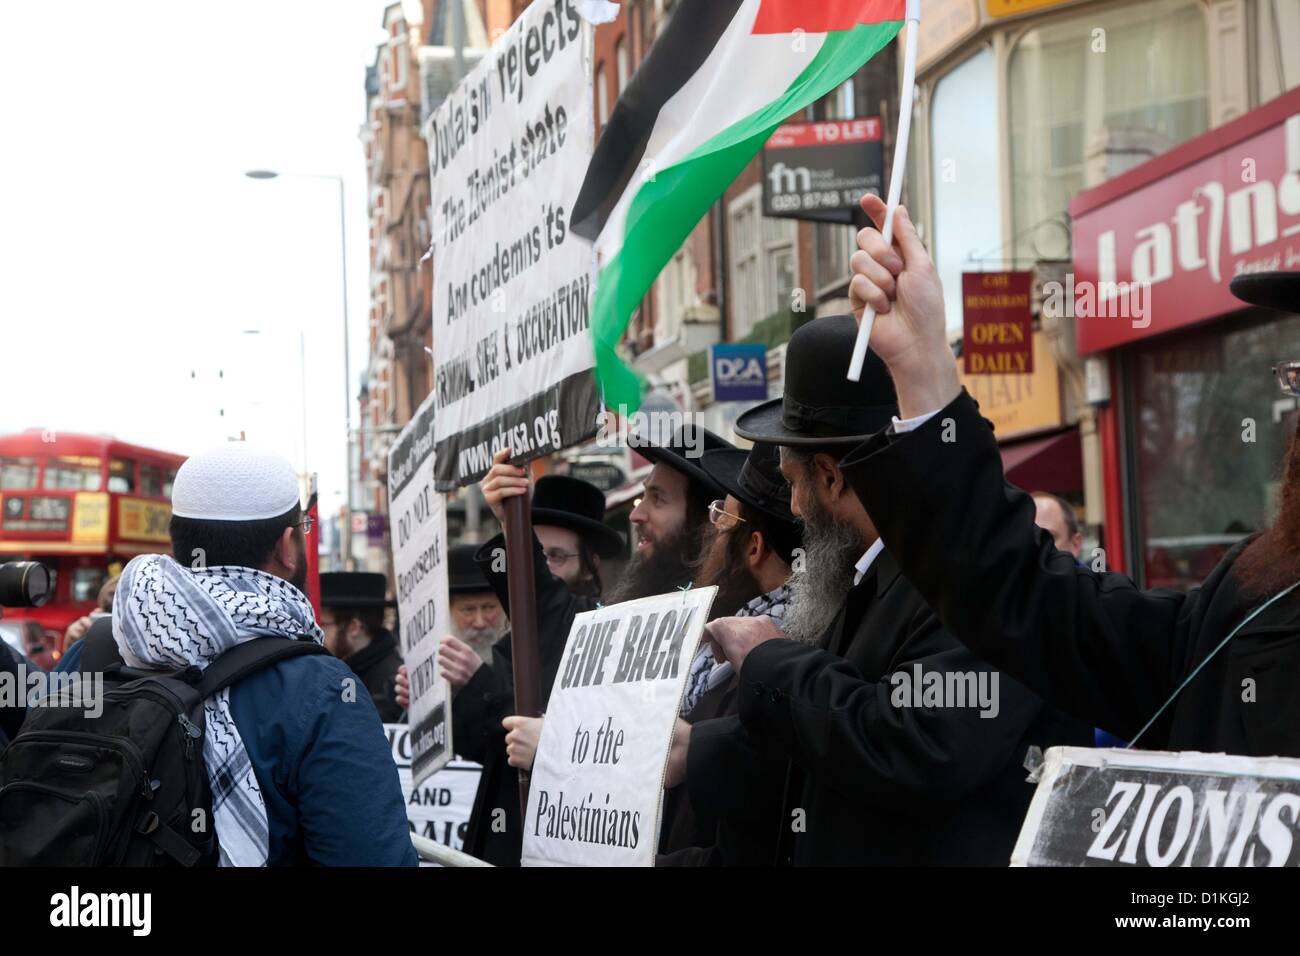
top-left (387, 390), bottom-right (452, 784)
top-left (426, 0), bottom-right (599, 490)
top-left (384, 723), bottom-right (482, 865)
top-left (521, 586), bottom-right (717, 867)
top-left (1012, 746), bottom-right (1300, 867)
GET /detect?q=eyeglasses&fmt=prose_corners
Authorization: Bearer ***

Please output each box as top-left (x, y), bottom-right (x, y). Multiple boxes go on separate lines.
top-left (708, 500), bottom-right (748, 531)
top-left (1273, 362), bottom-right (1300, 397)
top-left (298, 515), bottom-right (314, 535)
top-left (544, 549), bottom-right (580, 568)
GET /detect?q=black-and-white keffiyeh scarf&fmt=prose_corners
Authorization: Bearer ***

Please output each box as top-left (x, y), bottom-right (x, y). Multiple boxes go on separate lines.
top-left (113, 553), bottom-right (323, 867)
top-left (680, 583), bottom-right (792, 716)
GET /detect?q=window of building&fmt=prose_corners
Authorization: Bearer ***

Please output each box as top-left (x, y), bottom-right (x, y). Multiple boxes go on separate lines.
top-left (44, 456), bottom-right (102, 491)
top-left (763, 215), bottom-right (798, 319)
top-left (388, 17), bottom-right (408, 96)
top-left (597, 63), bottom-right (610, 129)
top-left (0, 456), bottom-right (38, 490)
top-left (140, 464), bottom-right (164, 498)
top-left (814, 222), bottom-right (854, 295)
top-left (931, 47), bottom-right (1003, 335)
top-left (835, 77), bottom-right (855, 119)
top-left (108, 458), bottom-right (135, 494)
top-left (72, 567), bottom-right (107, 603)
top-left (616, 39), bottom-right (629, 94)
top-left (729, 188), bottom-right (760, 338)
top-left (1130, 311), bottom-right (1300, 590)
top-left (1008, 0), bottom-right (1209, 263)
top-left (657, 249), bottom-right (693, 342)
top-left (1258, 0), bottom-right (1300, 101)
top-left (729, 185), bottom-right (797, 339)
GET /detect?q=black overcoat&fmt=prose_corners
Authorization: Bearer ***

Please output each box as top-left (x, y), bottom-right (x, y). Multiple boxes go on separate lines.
top-left (840, 389), bottom-right (1300, 759)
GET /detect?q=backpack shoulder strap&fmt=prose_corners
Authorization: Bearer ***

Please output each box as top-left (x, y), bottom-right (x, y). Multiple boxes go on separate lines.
top-left (196, 637), bottom-right (330, 699)
top-left (77, 616), bottom-right (124, 673)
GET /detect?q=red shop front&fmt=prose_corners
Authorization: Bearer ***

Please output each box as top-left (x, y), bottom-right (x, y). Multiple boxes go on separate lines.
top-left (1070, 87), bottom-right (1300, 589)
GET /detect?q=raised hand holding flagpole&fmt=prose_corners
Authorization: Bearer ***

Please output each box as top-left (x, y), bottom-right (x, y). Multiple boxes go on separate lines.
top-left (847, 0), bottom-right (921, 382)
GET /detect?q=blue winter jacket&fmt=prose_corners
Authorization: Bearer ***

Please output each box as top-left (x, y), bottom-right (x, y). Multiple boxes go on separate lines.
top-left (57, 639), bottom-right (416, 866)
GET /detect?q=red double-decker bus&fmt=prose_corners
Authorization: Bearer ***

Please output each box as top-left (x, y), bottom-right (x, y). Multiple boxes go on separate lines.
top-left (0, 430), bottom-right (187, 655)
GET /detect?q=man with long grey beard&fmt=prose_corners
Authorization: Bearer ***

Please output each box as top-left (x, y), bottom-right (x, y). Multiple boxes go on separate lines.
top-left (705, 315), bottom-right (1090, 866)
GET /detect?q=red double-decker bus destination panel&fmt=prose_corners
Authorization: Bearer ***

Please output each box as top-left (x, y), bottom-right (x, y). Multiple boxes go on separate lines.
top-left (0, 430), bottom-right (186, 646)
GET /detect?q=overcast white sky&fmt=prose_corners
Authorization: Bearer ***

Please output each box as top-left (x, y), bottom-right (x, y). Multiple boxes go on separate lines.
top-left (0, 0), bottom-right (393, 516)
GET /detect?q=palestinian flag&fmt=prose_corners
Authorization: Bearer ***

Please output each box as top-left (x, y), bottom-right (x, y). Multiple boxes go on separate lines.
top-left (572, 0), bottom-right (907, 412)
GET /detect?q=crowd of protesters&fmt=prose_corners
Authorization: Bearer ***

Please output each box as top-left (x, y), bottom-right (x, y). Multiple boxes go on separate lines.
top-left (3, 202), bottom-right (1299, 866)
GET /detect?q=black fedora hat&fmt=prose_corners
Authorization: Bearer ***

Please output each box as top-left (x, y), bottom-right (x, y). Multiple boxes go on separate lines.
top-left (532, 475), bottom-right (624, 559)
top-left (448, 544), bottom-right (493, 595)
top-left (734, 314), bottom-right (899, 446)
top-left (1231, 271), bottom-right (1300, 312)
top-left (320, 572), bottom-right (394, 609)
top-left (698, 443), bottom-right (801, 560)
top-left (632, 423), bottom-right (732, 499)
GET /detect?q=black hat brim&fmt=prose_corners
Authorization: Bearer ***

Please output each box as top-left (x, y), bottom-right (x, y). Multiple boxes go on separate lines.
top-left (448, 575), bottom-right (494, 595)
top-left (531, 507), bottom-right (624, 559)
top-left (636, 443), bottom-right (727, 499)
top-left (733, 397), bottom-right (895, 447)
top-left (697, 449), bottom-right (797, 530)
top-left (320, 595), bottom-right (396, 609)
top-left (1231, 272), bottom-right (1300, 313)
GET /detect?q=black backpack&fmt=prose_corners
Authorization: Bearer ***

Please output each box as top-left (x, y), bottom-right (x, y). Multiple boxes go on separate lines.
top-left (0, 618), bottom-right (328, 866)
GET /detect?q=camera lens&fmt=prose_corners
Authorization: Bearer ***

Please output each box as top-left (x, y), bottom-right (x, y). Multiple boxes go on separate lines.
top-left (0, 561), bottom-right (53, 608)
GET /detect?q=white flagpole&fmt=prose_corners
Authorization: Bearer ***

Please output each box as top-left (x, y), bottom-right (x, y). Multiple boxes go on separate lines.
top-left (847, 0), bottom-right (921, 382)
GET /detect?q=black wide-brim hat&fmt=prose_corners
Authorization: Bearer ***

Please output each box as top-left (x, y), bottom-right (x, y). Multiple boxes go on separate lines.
top-left (632, 423), bottom-right (732, 499)
top-left (531, 475), bottom-right (623, 559)
top-left (698, 443), bottom-right (796, 530)
top-left (1230, 271), bottom-right (1300, 312)
top-left (698, 443), bottom-right (802, 563)
top-left (320, 572), bottom-right (395, 609)
top-left (734, 314), bottom-right (899, 446)
top-left (448, 543), bottom-right (493, 595)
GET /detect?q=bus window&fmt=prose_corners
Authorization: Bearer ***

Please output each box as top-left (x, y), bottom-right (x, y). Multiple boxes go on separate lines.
top-left (44, 455), bottom-right (103, 491)
top-left (140, 464), bottom-right (163, 497)
top-left (71, 566), bottom-right (107, 603)
top-left (108, 458), bottom-right (136, 493)
top-left (0, 456), bottom-right (38, 489)
top-left (163, 468), bottom-right (177, 498)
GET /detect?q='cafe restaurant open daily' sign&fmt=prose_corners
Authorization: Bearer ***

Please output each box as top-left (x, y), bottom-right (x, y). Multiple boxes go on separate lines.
top-left (962, 271), bottom-right (1033, 374)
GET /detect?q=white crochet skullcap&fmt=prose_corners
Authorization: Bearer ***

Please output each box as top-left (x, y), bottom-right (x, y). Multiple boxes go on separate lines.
top-left (171, 444), bottom-right (301, 521)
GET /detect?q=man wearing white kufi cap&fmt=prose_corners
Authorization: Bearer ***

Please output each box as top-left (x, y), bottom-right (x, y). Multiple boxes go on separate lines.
top-left (58, 444), bottom-right (417, 866)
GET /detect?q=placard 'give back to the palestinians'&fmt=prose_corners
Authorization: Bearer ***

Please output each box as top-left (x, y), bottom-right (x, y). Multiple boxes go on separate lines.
top-left (522, 586), bottom-right (716, 867)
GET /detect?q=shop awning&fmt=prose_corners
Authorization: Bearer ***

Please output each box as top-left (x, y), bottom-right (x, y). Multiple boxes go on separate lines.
top-left (1000, 428), bottom-right (1082, 495)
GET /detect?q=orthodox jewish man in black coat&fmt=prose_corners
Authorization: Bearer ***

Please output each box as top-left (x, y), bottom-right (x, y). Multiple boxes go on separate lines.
top-left (319, 572), bottom-right (403, 723)
top-left (840, 190), bottom-right (1300, 764)
top-left (706, 315), bottom-right (1091, 866)
top-left (455, 473), bottom-right (623, 866)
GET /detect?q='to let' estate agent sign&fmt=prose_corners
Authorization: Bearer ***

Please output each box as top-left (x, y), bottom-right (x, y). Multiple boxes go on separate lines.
top-left (762, 118), bottom-right (884, 224)
top-left (522, 586), bottom-right (717, 867)
top-left (425, 0), bottom-right (600, 490)
top-left (1013, 747), bottom-right (1300, 866)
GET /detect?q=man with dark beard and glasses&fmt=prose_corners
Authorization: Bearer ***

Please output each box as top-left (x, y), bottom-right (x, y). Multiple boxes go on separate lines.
top-left (706, 315), bottom-right (1089, 865)
top-left (841, 194), bottom-right (1300, 760)
top-left (658, 441), bottom-right (801, 864)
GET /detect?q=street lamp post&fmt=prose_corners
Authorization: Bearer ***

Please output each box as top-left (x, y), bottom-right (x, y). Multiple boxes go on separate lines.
top-left (244, 169), bottom-right (354, 521)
